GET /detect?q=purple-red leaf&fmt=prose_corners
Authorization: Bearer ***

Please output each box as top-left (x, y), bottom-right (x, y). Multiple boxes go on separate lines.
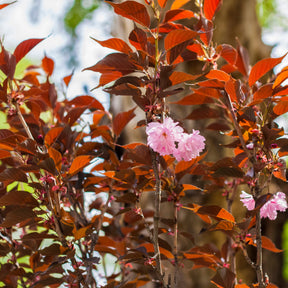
top-left (13, 38), bottom-right (45, 63)
top-left (248, 54), bottom-right (286, 86)
top-left (107, 1), bottom-right (150, 28)
top-left (113, 107), bottom-right (136, 137)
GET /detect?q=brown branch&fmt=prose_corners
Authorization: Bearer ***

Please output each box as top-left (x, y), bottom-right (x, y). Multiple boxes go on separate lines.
top-left (151, 149), bottom-right (164, 286)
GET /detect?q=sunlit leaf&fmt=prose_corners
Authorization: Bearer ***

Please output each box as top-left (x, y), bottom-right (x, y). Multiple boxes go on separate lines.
top-left (63, 70), bottom-right (74, 87)
top-left (204, 0), bottom-right (222, 20)
top-left (0, 2), bottom-right (16, 10)
top-left (273, 101), bottom-right (288, 115)
top-left (48, 147), bottom-right (62, 173)
top-left (248, 54), bottom-right (286, 86)
top-left (158, 0), bottom-right (169, 8)
top-left (92, 37), bottom-right (133, 54)
top-left (171, 0), bottom-right (190, 9)
top-left (13, 38), bottom-right (45, 63)
top-left (42, 54), bottom-right (54, 76)
top-left (68, 155), bottom-right (92, 176)
top-left (165, 29), bottom-right (197, 51)
top-left (108, 1), bottom-right (150, 27)
top-left (205, 70), bottom-right (230, 82)
top-left (164, 9), bottom-right (195, 23)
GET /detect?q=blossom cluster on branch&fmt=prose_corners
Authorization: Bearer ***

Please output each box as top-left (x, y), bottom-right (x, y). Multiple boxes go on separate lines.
top-left (146, 117), bottom-right (206, 161)
top-left (240, 191), bottom-right (288, 220)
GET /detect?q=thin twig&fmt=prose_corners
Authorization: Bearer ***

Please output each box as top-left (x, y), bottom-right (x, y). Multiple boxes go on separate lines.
top-left (15, 102), bottom-right (35, 140)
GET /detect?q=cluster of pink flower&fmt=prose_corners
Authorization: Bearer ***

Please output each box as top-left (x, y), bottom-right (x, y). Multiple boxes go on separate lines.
top-left (240, 191), bottom-right (287, 220)
top-left (146, 117), bottom-right (205, 161)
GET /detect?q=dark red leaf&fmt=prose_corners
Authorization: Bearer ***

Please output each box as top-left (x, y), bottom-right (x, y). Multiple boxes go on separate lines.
top-left (164, 9), bottom-right (195, 23)
top-left (204, 0), bottom-right (222, 20)
top-left (68, 95), bottom-right (104, 110)
top-left (249, 54), bottom-right (286, 86)
top-left (1, 207), bottom-right (36, 227)
top-left (108, 1), bottom-right (150, 28)
top-left (172, 93), bottom-right (215, 105)
top-left (0, 168), bottom-right (28, 182)
top-left (63, 107), bottom-right (87, 125)
top-left (186, 106), bottom-right (220, 120)
top-left (197, 205), bottom-right (235, 222)
top-left (211, 267), bottom-right (235, 288)
top-left (84, 53), bottom-right (137, 74)
top-left (129, 26), bottom-right (148, 52)
top-left (92, 37), bottom-right (132, 54)
top-left (0, 190), bottom-right (38, 207)
top-left (113, 107), bottom-right (136, 137)
top-left (13, 38), bottom-right (45, 63)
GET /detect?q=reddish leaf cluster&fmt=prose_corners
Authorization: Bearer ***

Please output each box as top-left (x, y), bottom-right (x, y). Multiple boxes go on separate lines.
top-left (0, 0), bottom-right (287, 287)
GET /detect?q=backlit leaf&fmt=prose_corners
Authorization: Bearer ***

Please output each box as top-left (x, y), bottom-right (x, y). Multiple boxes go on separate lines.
top-left (63, 70), bottom-right (74, 87)
top-left (158, 0), bottom-right (169, 8)
top-left (168, 71), bottom-right (200, 86)
top-left (92, 37), bottom-right (132, 54)
top-left (197, 205), bottom-right (235, 222)
top-left (216, 44), bottom-right (237, 65)
top-left (246, 235), bottom-right (283, 253)
top-left (41, 54), bottom-right (54, 76)
top-left (205, 70), bottom-right (230, 82)
top-left (253, 83), bottom-right (273, 101)
top-left (112, 107), bottom-right (136, 137)
top-left (164, 9), bottom-right (195, 23)
top-left (248, 54), bottom-right (286, 86)
top-left (204, 0), bottom-right (222, 20)
top-left (63, 107), bottom-right (87, 125)
top-left (108, 1), bottom-right (150, 27)
top-left (68, 155), bottom-right (92, 176)
top-left (273, 101), bottom-right (288, 115)
top-left (225, 77), bottom-right (241, 102)
top-left (13, 38), bottom-right (45, 63)
top-left (171, 0), bottom-right (190, 9)
top-left (164, 29), bottom-right (197, 51)
top-left (48, 147), bottom-right (62, 173)
top-left (44, 127), bottom-right (64, 147)
top-left (273, 67), bottom-right (288, 88)
top-left (0, 2), bottom-right (16, 9)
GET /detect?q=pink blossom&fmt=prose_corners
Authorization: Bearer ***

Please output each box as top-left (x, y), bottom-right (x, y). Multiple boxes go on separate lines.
top-left (240, 191), bottom-right (287, 220)
top-left (260, 192), bottom-right (287, 220)
top-left (173, 130), bottom-right (205, 161)
top-left (240, 191), bottom-right (255, 210)
top-left (146, 117), bottom-right (183, 156)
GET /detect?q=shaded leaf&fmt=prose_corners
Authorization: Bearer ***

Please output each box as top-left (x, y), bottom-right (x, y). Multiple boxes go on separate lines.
top-left (197, 205), bottom-right (235, 222)
top-left (225, 77), bottom-right (241, 102)
top-left (248, 54), bottom-right (286, 86)
top-left (113, 107), bottom-right (136, 137)
top-left (0, 168), bottom-right (27, 182)
top-left (216, 44), bottom-right (237, 65)
top-left (68, 95), bottom-right (104, 110)
top-left (48, 147), bottom-right (62, 173)
top-left (211, 267), bottom-right (235, 288)
top-left (186, 106), bottom-right (220, 120)
top-left (1, 207), bottom-right (36, 227)
top-left (63, 107), bottom-right (87, 125)
top-left (204, 0), bottom-right (222, 20)
top-left (0, 190), bottom-right (38, 207)
top-left (13, 38), bottom-right (45, 63)
top-left (92, 37), bottom-right (132, 54)
top-left (108, 1), bottom-right (150, 27)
